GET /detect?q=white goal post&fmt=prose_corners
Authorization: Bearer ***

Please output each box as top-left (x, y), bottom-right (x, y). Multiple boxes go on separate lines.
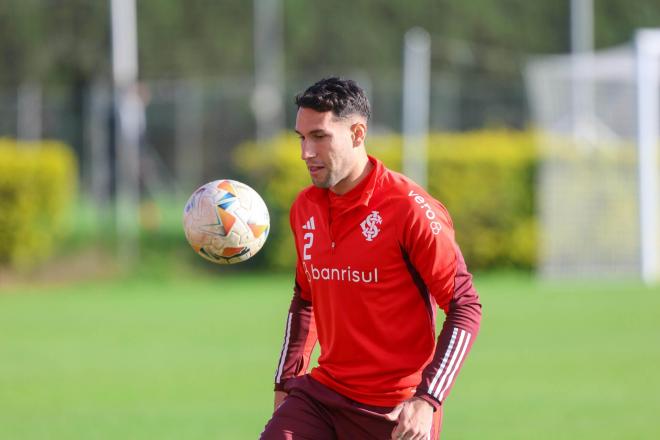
top-left (636, 29), bottom-right (660, 284)
top-left (525, 29), bottom-right (660, 282)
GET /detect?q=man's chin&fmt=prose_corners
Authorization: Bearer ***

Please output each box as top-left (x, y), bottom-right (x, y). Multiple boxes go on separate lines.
top-left (309, 172), bottom-right (331, 188)
top-left (311, 179), bottom-right (330, 189)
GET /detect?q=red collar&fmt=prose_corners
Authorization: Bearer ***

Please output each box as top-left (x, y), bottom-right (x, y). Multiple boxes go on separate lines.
top-left (305, 155), bottom-right (384, 207)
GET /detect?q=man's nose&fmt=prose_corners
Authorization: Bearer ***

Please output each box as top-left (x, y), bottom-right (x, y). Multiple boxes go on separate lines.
top-left (301, 142), bottom-right (316, 160)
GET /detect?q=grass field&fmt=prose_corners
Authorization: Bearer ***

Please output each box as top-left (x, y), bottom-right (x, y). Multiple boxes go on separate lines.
top-left (1, 270), bottom-right (659, 439)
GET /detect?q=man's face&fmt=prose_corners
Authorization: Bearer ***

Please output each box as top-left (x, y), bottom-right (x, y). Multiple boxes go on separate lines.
top-left (295, 107), bottom-right (359, 191)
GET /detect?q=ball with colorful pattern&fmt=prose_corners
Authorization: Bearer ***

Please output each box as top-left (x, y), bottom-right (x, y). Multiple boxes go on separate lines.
top-left (183, 179), bottom-right (270, 264)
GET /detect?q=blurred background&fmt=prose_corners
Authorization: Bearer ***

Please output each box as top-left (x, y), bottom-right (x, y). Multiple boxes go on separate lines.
top-left (1, 1), bottom-right (659, 439)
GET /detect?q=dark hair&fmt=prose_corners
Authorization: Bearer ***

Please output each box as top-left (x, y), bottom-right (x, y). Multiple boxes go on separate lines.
top-left (295, 77), bottom-right (371, 121)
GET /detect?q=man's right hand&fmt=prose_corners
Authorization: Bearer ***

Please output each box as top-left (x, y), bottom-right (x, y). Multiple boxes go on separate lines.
top-left (274, 391), bottom-right (288, 412)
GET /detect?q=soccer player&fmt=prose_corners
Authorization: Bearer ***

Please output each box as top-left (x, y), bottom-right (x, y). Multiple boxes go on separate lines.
top-left (260, 77), bottom-right (482, 439)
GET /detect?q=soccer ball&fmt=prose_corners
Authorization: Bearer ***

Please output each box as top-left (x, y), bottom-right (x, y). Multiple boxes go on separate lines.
top-left (183, 179), bottom-right (270, 264)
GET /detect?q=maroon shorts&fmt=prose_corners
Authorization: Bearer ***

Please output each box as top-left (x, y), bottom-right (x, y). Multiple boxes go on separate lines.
top-left (260, 375), bottom-right (442, 440)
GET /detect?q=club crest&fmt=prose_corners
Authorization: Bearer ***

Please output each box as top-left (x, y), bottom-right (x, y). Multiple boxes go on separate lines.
top-left (360, 211), bottom-right (382, 241)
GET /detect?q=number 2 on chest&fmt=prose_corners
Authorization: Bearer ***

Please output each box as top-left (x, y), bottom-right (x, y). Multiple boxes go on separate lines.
top-left (303, 232), bottom-right (314, 260)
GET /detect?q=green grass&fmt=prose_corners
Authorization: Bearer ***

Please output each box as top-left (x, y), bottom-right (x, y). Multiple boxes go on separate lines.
top-left (1, 271), bottom-right (659, 439)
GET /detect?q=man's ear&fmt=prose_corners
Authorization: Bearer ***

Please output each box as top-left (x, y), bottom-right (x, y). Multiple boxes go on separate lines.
top-left (351, 122), bottom-right (367, 147)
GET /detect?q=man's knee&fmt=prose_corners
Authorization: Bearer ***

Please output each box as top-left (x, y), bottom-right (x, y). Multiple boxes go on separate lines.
top-left (260, 392), bottom-right (335, 440)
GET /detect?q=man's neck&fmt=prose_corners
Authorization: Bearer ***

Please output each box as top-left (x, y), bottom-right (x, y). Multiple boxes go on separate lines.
top-left (330, 156), bottom-right (373, 195)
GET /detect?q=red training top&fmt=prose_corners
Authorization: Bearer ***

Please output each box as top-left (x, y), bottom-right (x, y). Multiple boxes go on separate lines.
top-left (274, 156), bottom-right (482, 409)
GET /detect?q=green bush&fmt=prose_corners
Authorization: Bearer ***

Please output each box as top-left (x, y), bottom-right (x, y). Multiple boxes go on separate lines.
top-left (0, 139), bottom-right (77, 268)
top-left (234, 130), bottom-right (536, 270)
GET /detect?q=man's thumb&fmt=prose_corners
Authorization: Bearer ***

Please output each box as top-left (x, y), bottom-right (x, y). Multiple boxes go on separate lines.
top-left (388, 402), bottom-right (406, 421)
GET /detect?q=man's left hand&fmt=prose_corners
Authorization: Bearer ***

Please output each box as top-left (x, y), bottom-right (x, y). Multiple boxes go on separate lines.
top-left (390, 397), bottom-right (434, 440)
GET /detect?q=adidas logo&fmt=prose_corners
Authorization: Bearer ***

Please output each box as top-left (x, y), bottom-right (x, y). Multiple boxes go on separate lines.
top-left (302, 216), bottom-right (316, 230)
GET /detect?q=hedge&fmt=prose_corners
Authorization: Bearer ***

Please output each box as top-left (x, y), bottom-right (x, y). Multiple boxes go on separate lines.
top-left (0, 139), bottom-right (77, 268)
top-left (233, 130), bottom-right (537, 271)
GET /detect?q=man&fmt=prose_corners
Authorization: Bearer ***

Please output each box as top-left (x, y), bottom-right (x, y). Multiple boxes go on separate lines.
top-left (260, 77), bottom-right (482, 439)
